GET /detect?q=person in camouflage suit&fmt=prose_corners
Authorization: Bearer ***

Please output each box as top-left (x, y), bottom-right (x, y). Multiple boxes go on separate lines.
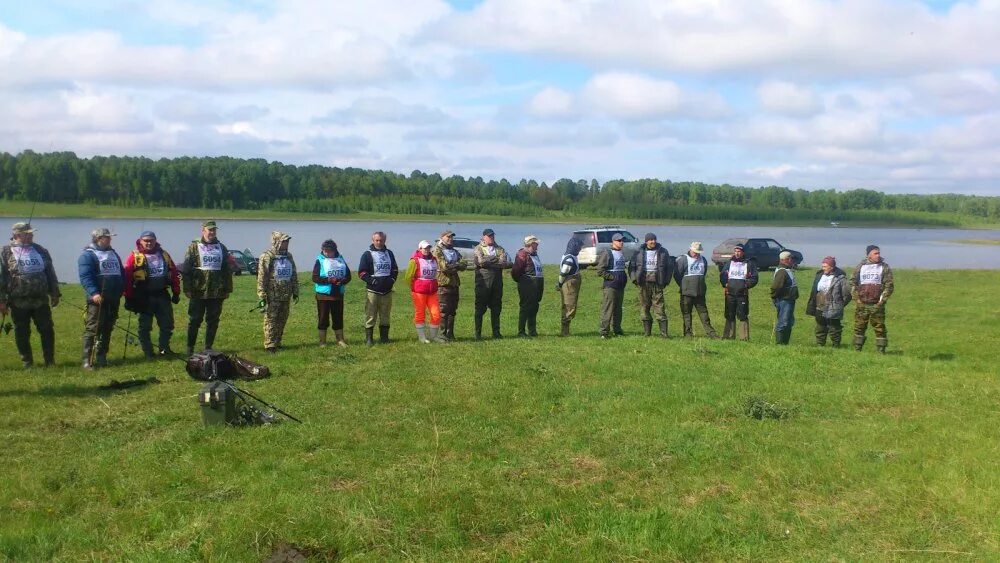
top-left (432, 230), bottom-right (468, 341)
top-left (0, 222), bottom-right (61, 368)
top-left (850, 244), bottom-right (894, 353)
top-left (472, 228), bottom-right (511, 340)
top-left (181, 220), bottom-right (233, 355)
top-left (257, 231), bottom-right (298, 353)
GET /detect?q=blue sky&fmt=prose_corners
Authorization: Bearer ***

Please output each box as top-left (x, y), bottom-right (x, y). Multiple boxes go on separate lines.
top-left (1, 0), bottom-right (998, 195)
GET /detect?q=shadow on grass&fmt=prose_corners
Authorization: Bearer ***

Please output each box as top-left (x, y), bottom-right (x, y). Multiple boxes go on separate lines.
top-left (926, 352), bottom-right (955, 361)
top-left (0, 378), bottom-right (161, 398)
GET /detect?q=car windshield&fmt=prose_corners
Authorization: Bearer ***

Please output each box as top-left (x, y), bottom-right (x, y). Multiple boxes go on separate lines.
top-left (766, 240), bottom-right (782, 250)
top-left (596, 231), bottom-right (636, 243)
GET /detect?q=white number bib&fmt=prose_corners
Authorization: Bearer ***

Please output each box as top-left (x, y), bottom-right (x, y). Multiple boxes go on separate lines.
top-left (728, 261), bottom-right (747, 280)
top-left (418, 257), bottom-right (438, 280)
top-left (12, 246), bottom-right (44, 275)
top-left (686, 255), bottom-right (705, 276)
top-left (372, 251), bottom-right (391, 277)
top-left (146, 253), bottom-right (166, 278)
top-left (93, 249), bottom-right (121, 276)
top-left (198, 244), bottom-right (223, 271)
top-left (443, 248), bottom-right (459, 264)
top-left (324, 257), bottom-right (347, 279)
top-left (611, 250), bottom-right (625, 272)
top-left (530, 255), bottom-right (543, 277)
top-left (274, 256), bottom-right (293, 281)
top-left (645, 250), bottom-right (658, 271)
top-left (859, 263), bottom-right (882, 285)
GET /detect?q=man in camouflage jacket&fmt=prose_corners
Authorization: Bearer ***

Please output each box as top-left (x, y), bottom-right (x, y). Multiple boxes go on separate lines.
top-left (180, 220), bottom-right (233, 354)
top-left (432, 229), bottom-right (468, 341)
top-left (257, 231), bottom-right (298, 352)
top-left (472, 228), bottom-right (511, 339)
top-left (0, 222), bottom-right (60, 367)
top-left (850, 244), bottom-right (894, 353)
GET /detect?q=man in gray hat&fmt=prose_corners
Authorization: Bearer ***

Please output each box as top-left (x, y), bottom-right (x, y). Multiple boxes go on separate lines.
top-left (181, 220), bottom-right (233, 355)
top-left (78, 227), bottom-right (125, 369)
top-left (673, 241), bottom-right (718, 338)
top-left (596, 232), bottom-right (629, 338)
top-left (0, 222), bottom-right (61, 367)
top-left (629, 232), bottom-right (673, 337)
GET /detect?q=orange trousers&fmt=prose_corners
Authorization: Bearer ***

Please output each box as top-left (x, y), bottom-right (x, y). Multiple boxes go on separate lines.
top-left (411, 292), bottom-right (441, 326)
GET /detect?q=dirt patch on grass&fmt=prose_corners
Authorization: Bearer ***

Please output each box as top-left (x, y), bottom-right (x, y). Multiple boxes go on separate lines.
top-left (682, 483), bottom-right (733, 506)
top-left (264, 542), bottom-right (340, 562)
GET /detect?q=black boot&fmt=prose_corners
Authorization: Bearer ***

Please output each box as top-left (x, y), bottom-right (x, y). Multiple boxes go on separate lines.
top-left (560, 320), bottom-right (570, 337)
top-left (830, 330), bottom-right (842, 348)
top-left (41, 328), bottom-right (56, 366)
top-left (365, 327), bottom-right (375, 347)
top-left (517, 312), bottom-right (527, 337)
top-left (642, 320), bottom-right (652, 337)
top-left (81, 336), bottom-right (95, 370)
top-left (379, 325), bottom-right (390, 344)
top-left (474, 312), bottom-right (483, 340)
top-left (490, 310), bottom-right (502, 339)
top-left (204, 324), bottom-right (218, 351)
top-left (527, 316), bottom-right (537, 337)
top-left (186, 325), bottom-right (199, 356)
top-left (659, 320), bottom-right (669, 338)
top-left (15, 325), bottom-right (33, 367)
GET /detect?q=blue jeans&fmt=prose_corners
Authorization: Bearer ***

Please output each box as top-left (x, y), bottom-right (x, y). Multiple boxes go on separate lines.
top-left (773, 298), bottom-right (796, 334)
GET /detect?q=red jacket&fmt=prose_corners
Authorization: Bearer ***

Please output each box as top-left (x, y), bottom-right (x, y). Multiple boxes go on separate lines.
top-left (406, 250), bottom-right (439, 295)
top-left (124, 238), bottom-right (181, 299)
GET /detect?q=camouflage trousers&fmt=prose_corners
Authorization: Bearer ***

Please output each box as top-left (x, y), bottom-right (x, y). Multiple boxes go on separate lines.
top-left (263, 299), bottom-right (291, 349)
top-left (637, 281), bottom-right (667, 322)
top-left (854, 302), bottom-right (888, 350)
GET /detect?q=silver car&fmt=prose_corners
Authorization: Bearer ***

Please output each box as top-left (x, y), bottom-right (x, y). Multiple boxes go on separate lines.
top-left (571, 226), bottom-right (641, 268)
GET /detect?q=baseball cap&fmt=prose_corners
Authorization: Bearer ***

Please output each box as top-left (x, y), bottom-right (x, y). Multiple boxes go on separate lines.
top-left (611, 233), bottom-right (625, 242)
top-left (482, 228), bottom-right (495, 236)
top-left (523, 235), bottom-right (539, 245)
top-left (202, 220), bottom-right (219, 229)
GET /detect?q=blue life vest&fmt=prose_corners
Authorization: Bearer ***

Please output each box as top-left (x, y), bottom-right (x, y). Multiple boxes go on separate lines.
top-left (315, 254), bottom-right (348, 295)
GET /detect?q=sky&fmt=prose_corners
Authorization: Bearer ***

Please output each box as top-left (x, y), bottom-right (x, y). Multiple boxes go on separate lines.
top-left (1, 0), bottom-right (998, 195)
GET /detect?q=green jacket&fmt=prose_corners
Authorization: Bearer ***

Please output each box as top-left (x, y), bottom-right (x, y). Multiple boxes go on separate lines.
top-left (850, 258), bottom-right (894, 305)
top-left (770, 267), bottom-right (800, 301)
top-left (257, 231), bottom-right (299, 302)
top-left (181, 238), bottom-right (233, 299)
top-left (0, 243), bottom-right (61, 308)
top-left (432, 242), bottom-right (467, 288)
top-left (473, 242), bottom-right (511, 288)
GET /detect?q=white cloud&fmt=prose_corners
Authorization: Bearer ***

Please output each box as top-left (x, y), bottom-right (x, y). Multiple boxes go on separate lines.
top-left (757, 81), bottom-right (822, 116)
top-left (582, 72), bottom-right (683, 119)
top-left (526, 87), bottom-right (576, 119)
top-left (746, 163), bottom-right (796, 179)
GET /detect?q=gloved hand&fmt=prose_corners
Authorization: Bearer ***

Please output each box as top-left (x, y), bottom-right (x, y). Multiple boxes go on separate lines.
top-left (292, 295), bottom-right (299, 304)
top-left (258, 298), bottom-right (267, 309)
top-left (171, 293), bottom-right (180, 305)
top-left (50, 296), bottom-right (60, 308)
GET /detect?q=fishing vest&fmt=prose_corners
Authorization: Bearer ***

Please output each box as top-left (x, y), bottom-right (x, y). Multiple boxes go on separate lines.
top-left (12, 245), bottom-right (45, 275)
top-left (727, 260), bottom-right (748, 281)
top-left (776, 266), bottom-right (799, 300)
top-left (90, 248), bottom-right (122, 277)
top-left (413, 255), bottom-right (438, 294)
top-left (316, 254), bottom-right (348, 295)
top-left (197, 243), bottom-right (224, 271)
top-left (371, 250), bottom-right (392, 277)
top-left (132, 249), bottom-right (173, 293)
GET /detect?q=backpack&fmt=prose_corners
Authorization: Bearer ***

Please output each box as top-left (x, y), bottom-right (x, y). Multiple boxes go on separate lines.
top-left (185, 350), bottom-right (236, 381)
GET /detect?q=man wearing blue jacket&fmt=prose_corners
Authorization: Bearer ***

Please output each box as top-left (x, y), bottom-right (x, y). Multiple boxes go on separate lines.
top-left (78, 228), bottom-right (125, 369)
top-left (357, 231), bottom-right (398, 346)
top-left (596, 233), bottom-right (629, 338)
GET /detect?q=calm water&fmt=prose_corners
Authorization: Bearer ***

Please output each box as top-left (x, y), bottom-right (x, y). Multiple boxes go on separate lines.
top-left (11, 217), bottom-right (1000, 283)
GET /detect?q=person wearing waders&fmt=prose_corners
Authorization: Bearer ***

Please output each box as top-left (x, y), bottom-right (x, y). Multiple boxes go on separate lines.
top-left (596, 232), bottom-right (628, 338)
top-left (673, 241), bottom-right (718, 338)
top-left (0, 222), bottom-right (60, 368)
top-left (405, 240), bottom-right (442, 343)
top-left (511, 235), bottom-right (544, 337)
top-left (850, 245), bottom-right (894, 353)
top-left (432, 230), bottom-right (467, 341)
top-left (770, 251), bottom-right (799, 345)
top-left (357, 231), bottom-right (398, 346)
top-left (719, 244), bottom-right (758, 341)
top-left (123, 230), bottom-right (180, 358)
top-left (78, 228), bottom-right (125, 369)
top-left (629, 232), bottom-right (673, 338)
top-left (806, 256), bottom-right (851, 347)
top-left (556, 237), bottom-right (583, 336)
top-left (312, 239), bottom-right (351, 347)
top-left (181, 220), bottom-right (233, 356)
top-left (472, 228), bottom-right (511, 340)
top-left (257, 231), bottom-right (298, 353)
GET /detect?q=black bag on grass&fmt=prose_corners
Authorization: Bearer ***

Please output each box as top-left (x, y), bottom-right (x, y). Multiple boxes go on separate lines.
top-left (185, 350), bottom-right (237, 381)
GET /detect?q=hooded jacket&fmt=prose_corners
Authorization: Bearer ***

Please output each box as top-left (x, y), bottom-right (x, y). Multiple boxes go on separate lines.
top-left (257, 231), bottom-right (299, 301)
top-left (78, 243), bottom-right (125, 299)
top-left (358, 244), bottom-right (399, 294)
top-left (629, 243), bottom-right (673, 287)
top-left (558, 238), bottom-right (583, 286)
top-left (806, 267), bottom-right (852, 319)
top-left (124, 237), bottom-right (180, 300)
top-left (405, 249), bottom-right (439, 295)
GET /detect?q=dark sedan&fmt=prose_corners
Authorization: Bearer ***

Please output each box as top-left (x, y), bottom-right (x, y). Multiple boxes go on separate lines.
top-left (711, 238), bottom-right (803, 270)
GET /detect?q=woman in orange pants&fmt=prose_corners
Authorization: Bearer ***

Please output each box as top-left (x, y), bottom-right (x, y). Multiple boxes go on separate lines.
top-left (405, 240), bottom-right (442, 343)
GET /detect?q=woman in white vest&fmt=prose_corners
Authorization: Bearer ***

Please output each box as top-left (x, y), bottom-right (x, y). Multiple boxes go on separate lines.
top-left (313, 239), bottom-right (351, 347)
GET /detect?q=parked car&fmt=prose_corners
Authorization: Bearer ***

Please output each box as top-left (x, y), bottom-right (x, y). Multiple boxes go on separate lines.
top-left (571, 226), bottom-right (641, 268)
top-left (228, 248), bottom-right (259, 276)
top-left (711, 238), bottom-right (803, 271)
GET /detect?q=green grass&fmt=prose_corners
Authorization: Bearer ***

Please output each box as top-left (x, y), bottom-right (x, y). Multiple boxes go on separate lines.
top-left (4, 200), bottom-right (998, 229)
top-left (2, 267), bottom-right (999, 559)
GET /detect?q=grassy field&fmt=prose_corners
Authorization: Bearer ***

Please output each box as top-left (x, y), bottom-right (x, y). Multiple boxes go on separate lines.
top-left (2, 267), bottom-right (998, 560)
top-left (3, 200), bottom-right (998, 229)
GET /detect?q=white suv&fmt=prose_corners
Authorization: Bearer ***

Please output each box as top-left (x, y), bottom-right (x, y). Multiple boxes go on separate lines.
top-left (571, 226), bottom-right (641, 268)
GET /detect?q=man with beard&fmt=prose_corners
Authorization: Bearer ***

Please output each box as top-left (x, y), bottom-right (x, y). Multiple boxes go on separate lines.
top-left (0, 222), bottom-right (60, 367)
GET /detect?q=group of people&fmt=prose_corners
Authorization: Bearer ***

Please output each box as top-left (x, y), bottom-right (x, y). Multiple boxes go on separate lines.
top-left (0, 221), bottom-right (895, 370)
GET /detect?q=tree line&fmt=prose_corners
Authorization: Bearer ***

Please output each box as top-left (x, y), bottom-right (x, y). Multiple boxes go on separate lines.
top-left (2, 151), bottom-right (998, 224)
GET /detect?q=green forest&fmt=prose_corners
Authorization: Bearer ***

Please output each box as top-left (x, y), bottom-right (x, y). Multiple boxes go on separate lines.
top-left (2, 151), bottom-right (998, 226)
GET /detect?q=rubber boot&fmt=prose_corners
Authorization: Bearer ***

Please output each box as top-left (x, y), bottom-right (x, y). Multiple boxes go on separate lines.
top-left (379, 325), bottom-right (390, 344)
top-left (140, 338), bottom-right (156, 359)
top-left (15, 325), bottom-right (33, 367)
top-left (186, 325), bottom-right (199, 356)
top-left (445, 315), bottom-right (455, 341)
top-left (527, 317), bottom-right (538, 337)
top-left (737, 321), bottom-right (749, 342)
top-left (560, 320), bottom-right (570, 337)
top-left (853, 334), bottom-right (865, 351)
top-left (95, 331), bottom-right (110, 367)
top-left (81, 336), bottom-right (95, 370)
top-left (334, 329), bottom-right (348, 347)
top-left (774, 329), bottom-right (786, 345)
top-left (416, 324), bottom-right (429, 343)
top-left (659, 320), bottom-right (669, 339)
top-left (876, 337), bottom-right (887, 354)
top-left (365, 327), bottom-right (375, 347)
top-left (318, 329), bottom-right (328, 347)
top-left (204, 325), bottom-right (217, 351)
top-left (490, 310), bottom-right (502, 339)
top-left (723, 319), bottom-right (735, 340)
top-left (517, 312), bottom-right (527, 337)
top-left (830, 330), bottom-right (842, 348)
top-left (474, 311), bottom-right (484, 340)
top-left (642, 320), bottom-right (653, 337)
top-left (431, 325), bottom-right (447, 343)
top-left (815, 323), bottom-right (828, 347)
top-left (41, 328), bottom-right (56, 366)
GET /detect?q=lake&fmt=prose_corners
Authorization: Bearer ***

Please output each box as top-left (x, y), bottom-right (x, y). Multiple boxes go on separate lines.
top-left (10, 217), bottom-right (1000, 283)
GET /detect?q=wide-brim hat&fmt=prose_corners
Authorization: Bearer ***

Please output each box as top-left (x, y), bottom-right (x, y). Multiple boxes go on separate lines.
top-left (523, 235), bottom-right (539, 246)
top-left (689, 241), bottom-right (703, 253)
top-left (11, 222), bottom-right (34, 234)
